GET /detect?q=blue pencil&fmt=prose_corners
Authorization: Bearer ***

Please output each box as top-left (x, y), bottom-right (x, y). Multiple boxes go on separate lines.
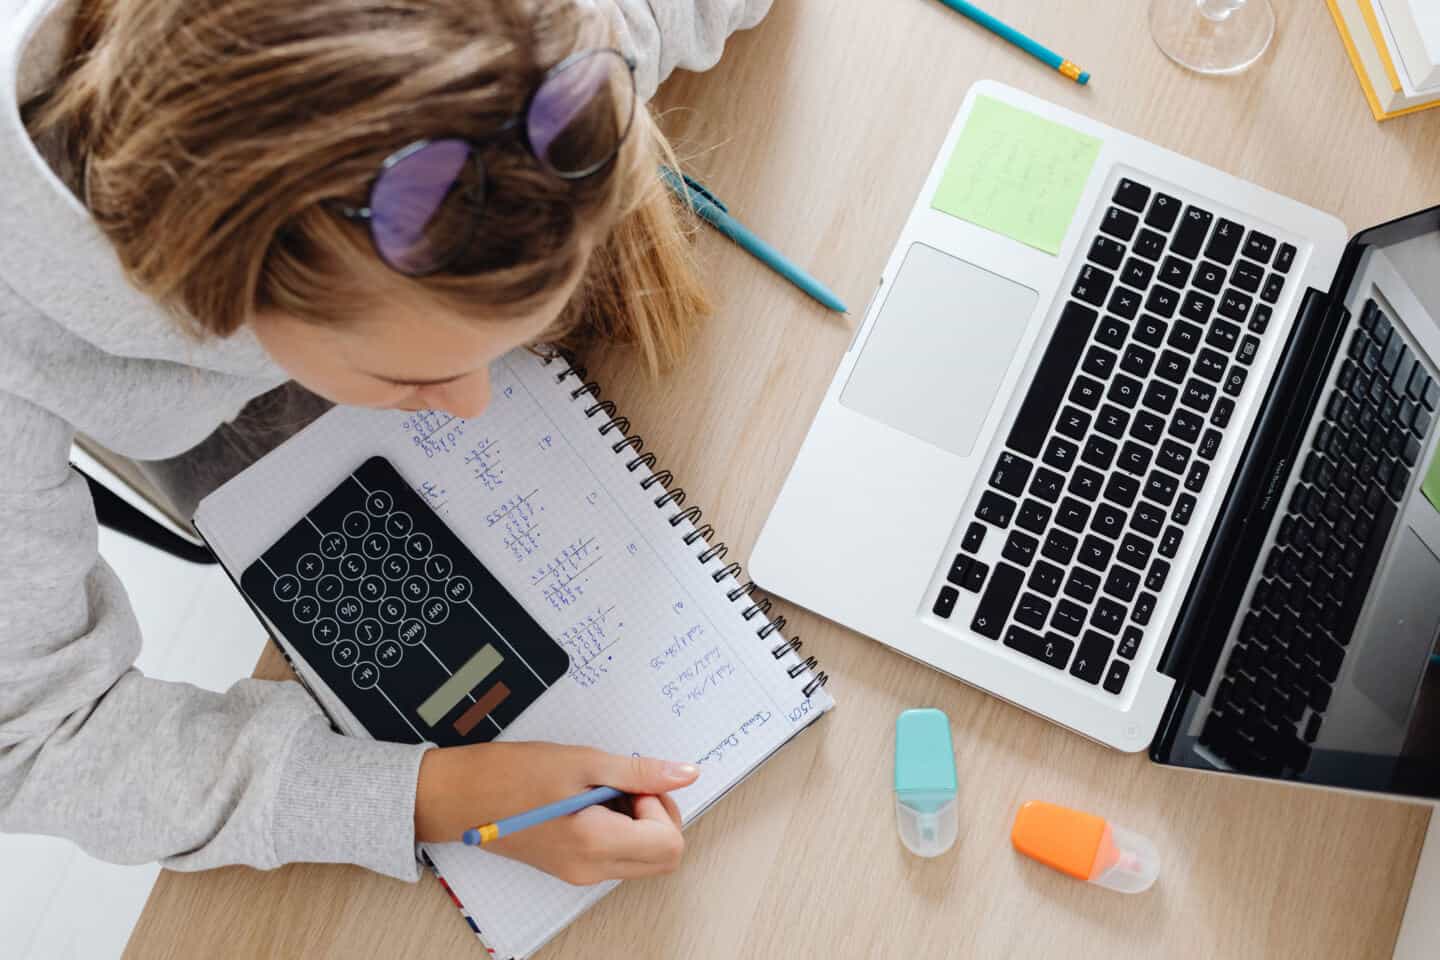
top-left (933, 0), bottom-right (1090, 85)
top-left (462, 786), bottom-right (624, 846)
top-left (660, 167), bottom-right (847, 314)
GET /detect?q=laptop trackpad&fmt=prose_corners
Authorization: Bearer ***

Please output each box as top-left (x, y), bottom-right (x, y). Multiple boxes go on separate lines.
top-left (841, 243), bottom-right (1037, 458)
top-left (1352, 528), bottom-right (1440, 725)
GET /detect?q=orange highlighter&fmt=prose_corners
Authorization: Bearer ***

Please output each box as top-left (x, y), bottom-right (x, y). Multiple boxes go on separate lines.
top-left (1010, 801), bottom-right (1159, 893)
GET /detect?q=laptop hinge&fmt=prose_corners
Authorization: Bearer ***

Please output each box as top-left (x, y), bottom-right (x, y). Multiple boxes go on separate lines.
top-left (1156, 286), bottom-right (1348, 687)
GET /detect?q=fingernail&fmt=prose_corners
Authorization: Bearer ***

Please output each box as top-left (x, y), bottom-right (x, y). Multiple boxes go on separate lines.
top-left (665, 762), bottom-right (699, 782)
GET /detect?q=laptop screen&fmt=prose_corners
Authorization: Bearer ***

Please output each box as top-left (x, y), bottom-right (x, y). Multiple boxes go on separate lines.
top-left (1152, 207), bottom-right (1440, 799)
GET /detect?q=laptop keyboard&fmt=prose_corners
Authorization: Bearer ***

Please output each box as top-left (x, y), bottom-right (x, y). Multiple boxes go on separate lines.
top-left (1198, 299), bottom-right (1438, 774)
top-left (931, 175), bottom-right (1298, 697)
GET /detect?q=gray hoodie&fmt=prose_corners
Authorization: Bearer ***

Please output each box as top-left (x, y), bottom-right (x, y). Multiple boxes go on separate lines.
top-left (0, 0), bottom-right (770, 881)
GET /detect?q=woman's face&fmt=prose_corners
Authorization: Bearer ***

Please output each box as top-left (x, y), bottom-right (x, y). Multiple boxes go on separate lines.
top-left (251, 275), bottom-right (579, 419)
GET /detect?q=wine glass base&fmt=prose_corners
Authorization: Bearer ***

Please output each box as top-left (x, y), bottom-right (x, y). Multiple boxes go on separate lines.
top-left (1150, 1), bottom-right (1276, 76)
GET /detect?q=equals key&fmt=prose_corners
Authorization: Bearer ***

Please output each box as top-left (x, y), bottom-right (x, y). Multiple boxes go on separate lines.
top-left (971, 562), bottom-right (1024, 640)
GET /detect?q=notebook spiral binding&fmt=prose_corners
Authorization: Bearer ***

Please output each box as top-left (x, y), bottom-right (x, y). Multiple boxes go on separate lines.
top-left (544, 353), bottom-right (828, 698)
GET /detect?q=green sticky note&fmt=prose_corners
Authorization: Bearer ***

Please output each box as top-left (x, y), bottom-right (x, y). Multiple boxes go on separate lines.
top-left (931, 96), bottom-right (1102, 256)
top-left (1422, 440), bottom-right (1440, 512)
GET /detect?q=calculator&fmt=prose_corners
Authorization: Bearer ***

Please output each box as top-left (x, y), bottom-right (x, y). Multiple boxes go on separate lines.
top-left (240, 456), bottom-right (569, 747)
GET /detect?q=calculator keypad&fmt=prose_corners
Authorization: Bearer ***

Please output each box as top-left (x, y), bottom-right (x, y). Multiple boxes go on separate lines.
top-left (242, 456), bottom-right (569, 746)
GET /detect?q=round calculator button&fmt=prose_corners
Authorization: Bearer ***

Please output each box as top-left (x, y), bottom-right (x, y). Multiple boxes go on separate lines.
top-left (355, 618), bottom-right (383, 646)
top-left (292, 595), bottom-right (320, 624)
top-left (296, 553), bottom-right (324, 581)
top-left (398, 619), bottom-right (427, 646)
top-left (335, 596), bottom-right (364, 625)
top-left (339, 554), bottom-right (367, 581)
top-left (444, 576), bottom-right (473, 604)
top-left (424, 554), bottom-right (454, 581)
top-left (319, 533), bottom-right (346, 559)
top-left (362, 533), bottom-right (390, 560)
top-left (358, 575), bottom-right (385, 602)
top-left (405, 533), bottom-right (433, 559)
top-left (312, 618), bottom-right (339, 646)
top-left (384, 512), bottom-right (413, 538)
top-left (375, 640), bottom-right (403, 668)
top-left (365, 490), bottom-right (394, 516)
top-left (420, 596), bottom-right (450, 626)
top-left (351, 660), bottom-right (380, 690)
top-left (378, 596), bottom-right (406, 624)
top-left (342, 510), bottom-right (370, 538)
top-left (315, 575), bottom-right (344, 603)
top-left (332, 639), bottom-right (359, 667)
top-left (401, 575), bottom-right (429, 604)
top-left (381, 554), bottom-right (410, 580)
top-left (272, 574), bottom-right (301, 602)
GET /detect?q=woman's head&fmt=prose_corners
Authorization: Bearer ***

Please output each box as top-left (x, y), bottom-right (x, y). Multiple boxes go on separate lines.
top-left (33, 0), bottom-right (706, 416)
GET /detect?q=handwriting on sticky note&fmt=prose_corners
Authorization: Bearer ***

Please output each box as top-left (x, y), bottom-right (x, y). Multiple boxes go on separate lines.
top-left (931, 96), bottom-right (1102, 256)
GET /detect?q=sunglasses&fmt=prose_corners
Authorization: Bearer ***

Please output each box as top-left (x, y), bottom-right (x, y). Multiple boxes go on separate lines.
top-left (334, 48), bottom-right (637, 276)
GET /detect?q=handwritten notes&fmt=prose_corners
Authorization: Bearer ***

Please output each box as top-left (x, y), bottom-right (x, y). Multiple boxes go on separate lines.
top-left (931, 95), bottom-right (1101, 256)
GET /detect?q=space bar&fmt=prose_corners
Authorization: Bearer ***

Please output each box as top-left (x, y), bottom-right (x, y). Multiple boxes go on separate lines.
top-left (1006, 301), bottom-right (1098, 458)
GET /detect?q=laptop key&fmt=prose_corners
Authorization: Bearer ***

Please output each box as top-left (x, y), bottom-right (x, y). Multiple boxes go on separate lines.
top-left (1016, 499), bottom-right (1051, 536)
top-left (1198, 428), bottom-right (1222, 461)
top-left (1006, 302), bottom-right (1097, 456)
top-left (1171, 205), bottom-right (1213, 258)
top-left (1206, 319), bottom-right (1242, 353)
top-left (1082, 436), bottom-right (1118, 470)
top-left (1029, 467), bottom-right (1065, 503)
top-left (1249, 304), bottom-right (1272, 334)
top-left (1057, 406), bottom-right (1091, 441)
top-left (1118, 441), bottom-right (1153, 475)
top-left (1014, 593), bottom-right (1051, 631)
top-left (1052, 599), bottom-right (1088, 637)
top-left (1145, 559), bottom-right (1170, 591)
top-left (1261, 273), bottom-right (1285, 304)
top-left (1134, 228), bottom-right (1167, 261)
top-left (1043, 436), bottom-right (1079, 471)
top-left (962, 521), bottom-right (987, 552)
top-left (932, 586), bottom-right (959, 618)
top-left (1172, 493), bottom-right (1196, 525)
top-left (1145, 192), bottom-right (1181, 231)
top-left (1073, 265), bottom-right (1114, 307)
top-left (1065, 567), bottom-right (1101, 604)
top-left (1158, 525), bottom-right (1184, 558)
top-left (947, 554), bottom-right (972, 587)
top-left (1121, 257), bottom-right (1155, 289)
top-left (1243, 231), bottom-right (1276, 264)
top-left (1102, 660), bottom-right (1130, 694)
top-left (989, 452), bottom-right (1033, 496)
top-left (1089, 234), bottom-right (1126, 270)
top-left (1043, 529), bottom-right (1078, 565)
top-left (1068, 466), bottom-right (1104, 502)
top-left (1145, 284), bottom-right (1180, 318)
top-left (1028, 560), bottom-right (1064, 597)
top-left (1156, 350), bottom-right (1189, 384)
top-left (1056, 497), bottom-right (1091, 533)
top-left (1101, 206), bottom-right (1139, 242)
top-left (1205, 219), bottom-right (1244, 264)
top-left (1078, 534), bottom-right (1114, 571)
top-left (1143, 380), bottom-right (1179, 414)
top-left (1167, 319), bottom-right (1203, 355)
top-left (1157, 438), bottom-right (1190, 475)
top-left (1185, 461), bottom-right (1210, 493)
top-left (1180, 290), bottom-right (1215, 325)
top-left (1218, 289), bottom-right (1251, 323)
top-left (1275, 242), bottom-right (1296, 273)
top-left (1195, 348), bottom-right (1227, 383)
top-left (1237, 335), bottom-right (1260, 366)
top-left (1194, 261), bottom-right (1226, 294)
top-left (1071, 630), bottom-right (1113, 683)
top-left (1105, 472), bottom-right (1141, 507)
top-left (1130, 410), bottom-right (1165, 445)
top-left (970, 562), bottom-right (1023, 640)
top-left (1103, 565), bottom-right (1140, 602)
top-left (1160, 255), bottom-right (1192, 289)
top-left (1113, 178), bottom-right (1152, 213)
top-left (1118, 625), bottom-right (1143, 659)
top-left (1134, 314), bottom-right (1168, 348)
top-left (1002, 531), bottom-right (1039, 567)
top-left (975, 490), bottom-right (1016, 527)
top-left (1222, 365), bottom-right (1248, 397)
top-left (1004, 625), bottom-right (1074, 670)
top-left (1091, 598), bottom-right (1127, 635)
top-left (1230, 259), bottom-right (1263, 292)
top-left (1132, 592), bottom-right (1156, 625)
top-left (1117, 533), bottom-right (1154, 570)
top-left (1132, 500), bottom-right (1166, 537)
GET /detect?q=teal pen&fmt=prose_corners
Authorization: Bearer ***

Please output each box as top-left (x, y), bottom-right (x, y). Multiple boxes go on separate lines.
top-left (660, 166), bottom-right (847, 314)
top-left (933, 0), bottom-right (1090, 85)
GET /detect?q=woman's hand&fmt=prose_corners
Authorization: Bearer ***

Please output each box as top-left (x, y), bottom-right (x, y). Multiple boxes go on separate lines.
top-left (414, 742), bottom-right (700, 885)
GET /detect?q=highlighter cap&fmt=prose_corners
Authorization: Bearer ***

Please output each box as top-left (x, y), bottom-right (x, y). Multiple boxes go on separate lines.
top-left (1010, 801), bottom-right (1158, 893)
top-left (893, 708), bottom-right (958, 858)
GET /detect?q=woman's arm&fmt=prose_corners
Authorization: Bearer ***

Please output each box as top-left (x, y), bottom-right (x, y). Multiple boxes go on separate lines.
top-left (0, 388), bottom-right (430, 879)
top-left (592, 0), bottom-right (774, 100)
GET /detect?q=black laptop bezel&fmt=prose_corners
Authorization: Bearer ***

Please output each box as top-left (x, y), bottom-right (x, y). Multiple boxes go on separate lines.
top-left (1149, 203), bottom-right (1440, 799)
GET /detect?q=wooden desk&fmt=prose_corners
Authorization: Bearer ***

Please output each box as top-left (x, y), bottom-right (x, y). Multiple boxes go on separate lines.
top-left (128, 2), bottom-right (1437, 957)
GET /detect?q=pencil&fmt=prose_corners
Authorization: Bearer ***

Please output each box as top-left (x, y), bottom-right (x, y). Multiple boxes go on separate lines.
top-left (933, 0), bottom-right (1090, 85)
top-left (462, 786), bottom-right (624, 846)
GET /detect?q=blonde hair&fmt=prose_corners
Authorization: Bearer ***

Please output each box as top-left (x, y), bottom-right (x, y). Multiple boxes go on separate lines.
top-left (29, 0), bottom-right (708, 374)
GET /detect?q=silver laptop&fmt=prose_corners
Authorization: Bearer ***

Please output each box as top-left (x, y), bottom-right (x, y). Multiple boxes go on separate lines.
top-left (753, 81), bottom-right (1440, 800)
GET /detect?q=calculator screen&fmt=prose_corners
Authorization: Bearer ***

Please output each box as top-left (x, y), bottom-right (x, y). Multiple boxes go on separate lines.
top-left (241, 456), bottom-right (569, 746)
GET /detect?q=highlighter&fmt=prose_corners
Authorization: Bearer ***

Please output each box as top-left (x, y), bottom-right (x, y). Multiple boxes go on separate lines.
top-left (894, 708), bottom-right (959, 857)
top-left (1010, 801), bottom-right (1159, 893)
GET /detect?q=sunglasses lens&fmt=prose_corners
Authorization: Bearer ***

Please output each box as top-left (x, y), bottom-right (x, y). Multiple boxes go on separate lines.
top-left (369, 139), bottom-right (479, 274)
top-left (527, 50), bottom-right (635, 178)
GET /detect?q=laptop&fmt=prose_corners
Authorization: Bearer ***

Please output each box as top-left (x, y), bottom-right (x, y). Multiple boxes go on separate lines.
top-left (751, 80), bottom-right (1440, 801)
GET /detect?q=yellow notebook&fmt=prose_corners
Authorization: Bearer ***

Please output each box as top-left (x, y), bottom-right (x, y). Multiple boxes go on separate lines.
top-left (1327, 0), bottom-right (1440, 119)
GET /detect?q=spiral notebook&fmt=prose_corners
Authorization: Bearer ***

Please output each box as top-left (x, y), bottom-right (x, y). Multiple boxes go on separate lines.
top-left (192, 348), bottom-right (833, 959)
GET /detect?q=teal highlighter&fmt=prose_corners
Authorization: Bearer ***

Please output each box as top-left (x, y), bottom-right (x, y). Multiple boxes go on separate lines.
top-left (660, 167), bottom-right (847, 314)
top-left (894, 708), bottom-right (959, 857)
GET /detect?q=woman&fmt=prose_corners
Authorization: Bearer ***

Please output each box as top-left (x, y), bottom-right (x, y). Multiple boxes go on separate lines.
top-left (0, 0), bottom-right (769, 886)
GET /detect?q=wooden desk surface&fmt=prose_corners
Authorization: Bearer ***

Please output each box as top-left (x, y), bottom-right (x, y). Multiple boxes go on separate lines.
top-left (128, 2), bottom-right (1438, 957)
